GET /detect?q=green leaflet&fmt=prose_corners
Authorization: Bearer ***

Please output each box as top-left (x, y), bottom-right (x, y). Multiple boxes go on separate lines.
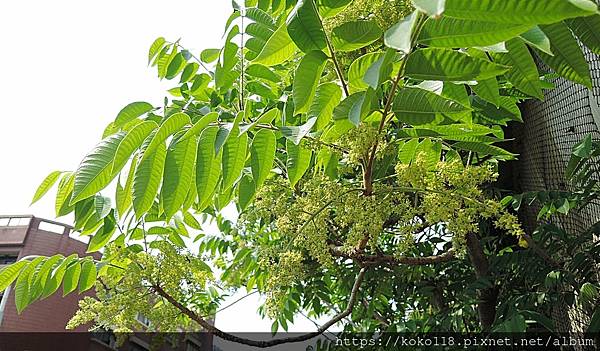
top-left (348, 52), bottom-right (385, 92)
top-left (393, 87), bottom-right (471, 125)
top-left (112, 121), bottom-right (158, 174)
top-left (238, 173), bottom-right (255, 211)
top-left (281, 117), bottom-right (317, 145)
top-left (443, 0), bottom-right (598, 24)
top-left (78, 259), bottom-right (97, 293)
top-left (148, 37), bottom-right (166, 64)
top-left (56, 172), bottom-right (75, 217)
top-left (251, 129), bottom-right (277, 189)
top-left (287, 141), bottom-right (312, 187)
top-left (114, 102), bottom-right (154, 129)
top-left (222, 131), bottom-right (249, 191)
top-left (470, 78), bottom-right (500, 107)
top-left (520, 26), bottom-right (553, 55)
top-left (0, 260), bottom-right (29, 292)
top-left (63, 260), bottom-right (82, 296)
top-left (332, 90), bottom-right (375, 126)
top-left (317, 0), bottom-right (352, 18)
top-left (331, 20), bottom-right (382, 52)
top-left (419, 18), bottom-right (531, 48)
top-left (253, 24), bottom-right (297, 66)
top-left (196, 127), bottom-right (222, 209)
top-left (200, 48), bottom-right (220, 63)
top-left (493, 38), bottom-right (543, 99)
top-left (116, 156), bottom-right (137, 218)
top-left (88, 212), bottom-right (116, 252)
top-left (538, 22), bottom-right (592, 88)
top-left (384, 11), bottom-right (419, 55)
top-left (71, 132), bottom-right (126, 203)
top-left (142, 113), bottom-right (191, 161)
top-left (308, 83), bottom-right (343, 130)
top-left (31, 170), bottom-right (62, 205)
top-left (567, 15), bottom-right (600, 55)
top-left (293, 50), bottom-right (329, 114)
top-left (161, 135), bottom-right (198, 219)
top-left (246, 64), bottom-right (281, 82)
top-left (287, 0), bottom-right (327, 53)
top-left (405, 48), bottom-right (509, 81)
top-left (14, 257), bottom-right (44, 313)
top-left (133, 139), bottom-right (167, 218)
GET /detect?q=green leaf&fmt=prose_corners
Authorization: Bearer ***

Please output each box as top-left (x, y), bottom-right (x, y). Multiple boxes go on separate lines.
top-left (41, 254), bottom-right (76, 299)
top-left (142, 112), bottom-right (191, 161)
top-left (166, 52), bottom-right (187, 80)
top-left (181, 112), bottom-right (220, 142)
top-left (567, 15), bottom-right (600, 55)
top-left (470, 78), bottom-right (500, 107)
top-left (114, 102), bottom-right (154, 129)
top-left (393, 87), bottom-right (471, 125)
top-left (133, 137), bottom-right (167, 218)
top-left (196, 127), bottom-right (222, 208)
top-left (538, 22), bottom-right (592, 88)
top-left (334, 90), bottom-right (375, 127)
top-left (317, 0), bottom-right (352, 18)
top-left (71, 132), bottom-right (126, 203)
top-left (251, 129), bottom-right (277, 189)
top-left (114, 160), bottom-right (133, 219)
top-left (180, 62), bottom-right (200, 83)
top-left (398, 138), bottom-right (420, 164)
top-left (331, 20), bottom-right (382, 52)
top-left (363, 49), bottom-right (395, 89)
top-left (443, 0), bottom-right (598, 24)
top-left (112, 121), bottom-right (158, 174)
top-left (246, 7), bottom-right (276, 30)
top-left (473, 96), bottom-right (522, 125)
top-left (493, 38), bottom-right (543, 99)
top-left (281, 117), bottom-right (317, 145)
top-left (56, 172), bottom-right (75, 217)
top-left (308, 83), bottom-right (343, 130)
top-left (200, 48), bottom-right (221, 63)
top-left (348, 52), bottom-right (385, 92)
top-left (94, 195), bottom-right (112, 219)
top-left (161, 135), bottom-right (198, 219)
top-left (14, 258), bottom-right (43, 313)
top-left (63, 260), bottom-right (82, 296)
top-left (405, 48), bottom-right (509, 81)
top-left (587, 306), bottom-right (600, 333)
top-left (384, 11), bottom-right (419, 54)
top-left (222, 132), bottom-right (249, 191)
top-left (253, 24), bottom-right (297, 66)
top-left (246, 64), bottom-right (281, 82)
top-left (411, 0), bottom-right (445, 17)
top-left (148, 37), bottom-right (166, 64)
top-left (78, 259), bottom-right (97, 293)
top-left (453, 141), bottom-right (516, 159)
top-left (520, 26), bottom-right (553, 55)
top-left (419, 18), bottom-right (531, 48)
top-left (293, 50), bottom-right (329, 114)
top-left (88, 213), bottom-right (116, 252)
top-left (0, 260), bottom-right (28, 292)
top-left (238, 173), bottom-right (255, 211)
top-left (287, 0), bottom-right (327, 53)
top-left (31, 170), bottom-right (62, 205)
top-left (287, 141), bottom-right (312, 186)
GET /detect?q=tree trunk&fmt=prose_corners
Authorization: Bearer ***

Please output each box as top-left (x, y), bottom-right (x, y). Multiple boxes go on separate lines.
top-left (465, 232), bottom-right (499, 331)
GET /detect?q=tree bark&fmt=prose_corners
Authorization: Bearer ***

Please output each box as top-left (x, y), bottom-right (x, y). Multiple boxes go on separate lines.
top-left (465, 232), bottom-right (499, 331)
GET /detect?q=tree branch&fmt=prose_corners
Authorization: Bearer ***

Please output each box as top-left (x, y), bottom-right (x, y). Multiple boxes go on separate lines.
top-left (330, 246), bottom-right (456, 266)
top-left (152, 268), bottom-right (367, 348)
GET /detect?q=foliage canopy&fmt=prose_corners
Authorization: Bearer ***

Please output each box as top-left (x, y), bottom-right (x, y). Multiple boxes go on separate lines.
top-left (3, 0), bottom-right (600, 346)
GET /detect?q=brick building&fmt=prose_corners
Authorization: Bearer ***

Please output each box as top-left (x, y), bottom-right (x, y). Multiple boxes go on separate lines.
top-left (0, 215), bottom-right (212, 351)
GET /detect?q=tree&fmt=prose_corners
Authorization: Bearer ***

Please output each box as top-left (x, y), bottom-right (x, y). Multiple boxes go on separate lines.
top-left (3, 0), bottom-right (600, 346)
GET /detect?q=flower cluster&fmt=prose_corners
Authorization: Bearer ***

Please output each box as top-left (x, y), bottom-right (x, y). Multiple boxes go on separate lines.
top-left (67, 241), bottom-right (213, 332)
top-left (260, 251), bottom-right (305, 319)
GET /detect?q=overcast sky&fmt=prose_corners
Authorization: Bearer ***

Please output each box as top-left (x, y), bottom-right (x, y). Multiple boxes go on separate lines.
top-left (0, 0), bottom-right (337, 334)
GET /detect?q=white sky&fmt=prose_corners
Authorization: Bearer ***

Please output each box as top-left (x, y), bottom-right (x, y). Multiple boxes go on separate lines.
top-left (0, 0), bottom-right (337, 334)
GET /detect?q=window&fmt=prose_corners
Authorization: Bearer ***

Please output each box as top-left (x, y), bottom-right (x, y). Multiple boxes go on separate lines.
top-left (0, 255), bottom-right (18, 266)
top-left (135, 312), bottom-right (151, 327)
